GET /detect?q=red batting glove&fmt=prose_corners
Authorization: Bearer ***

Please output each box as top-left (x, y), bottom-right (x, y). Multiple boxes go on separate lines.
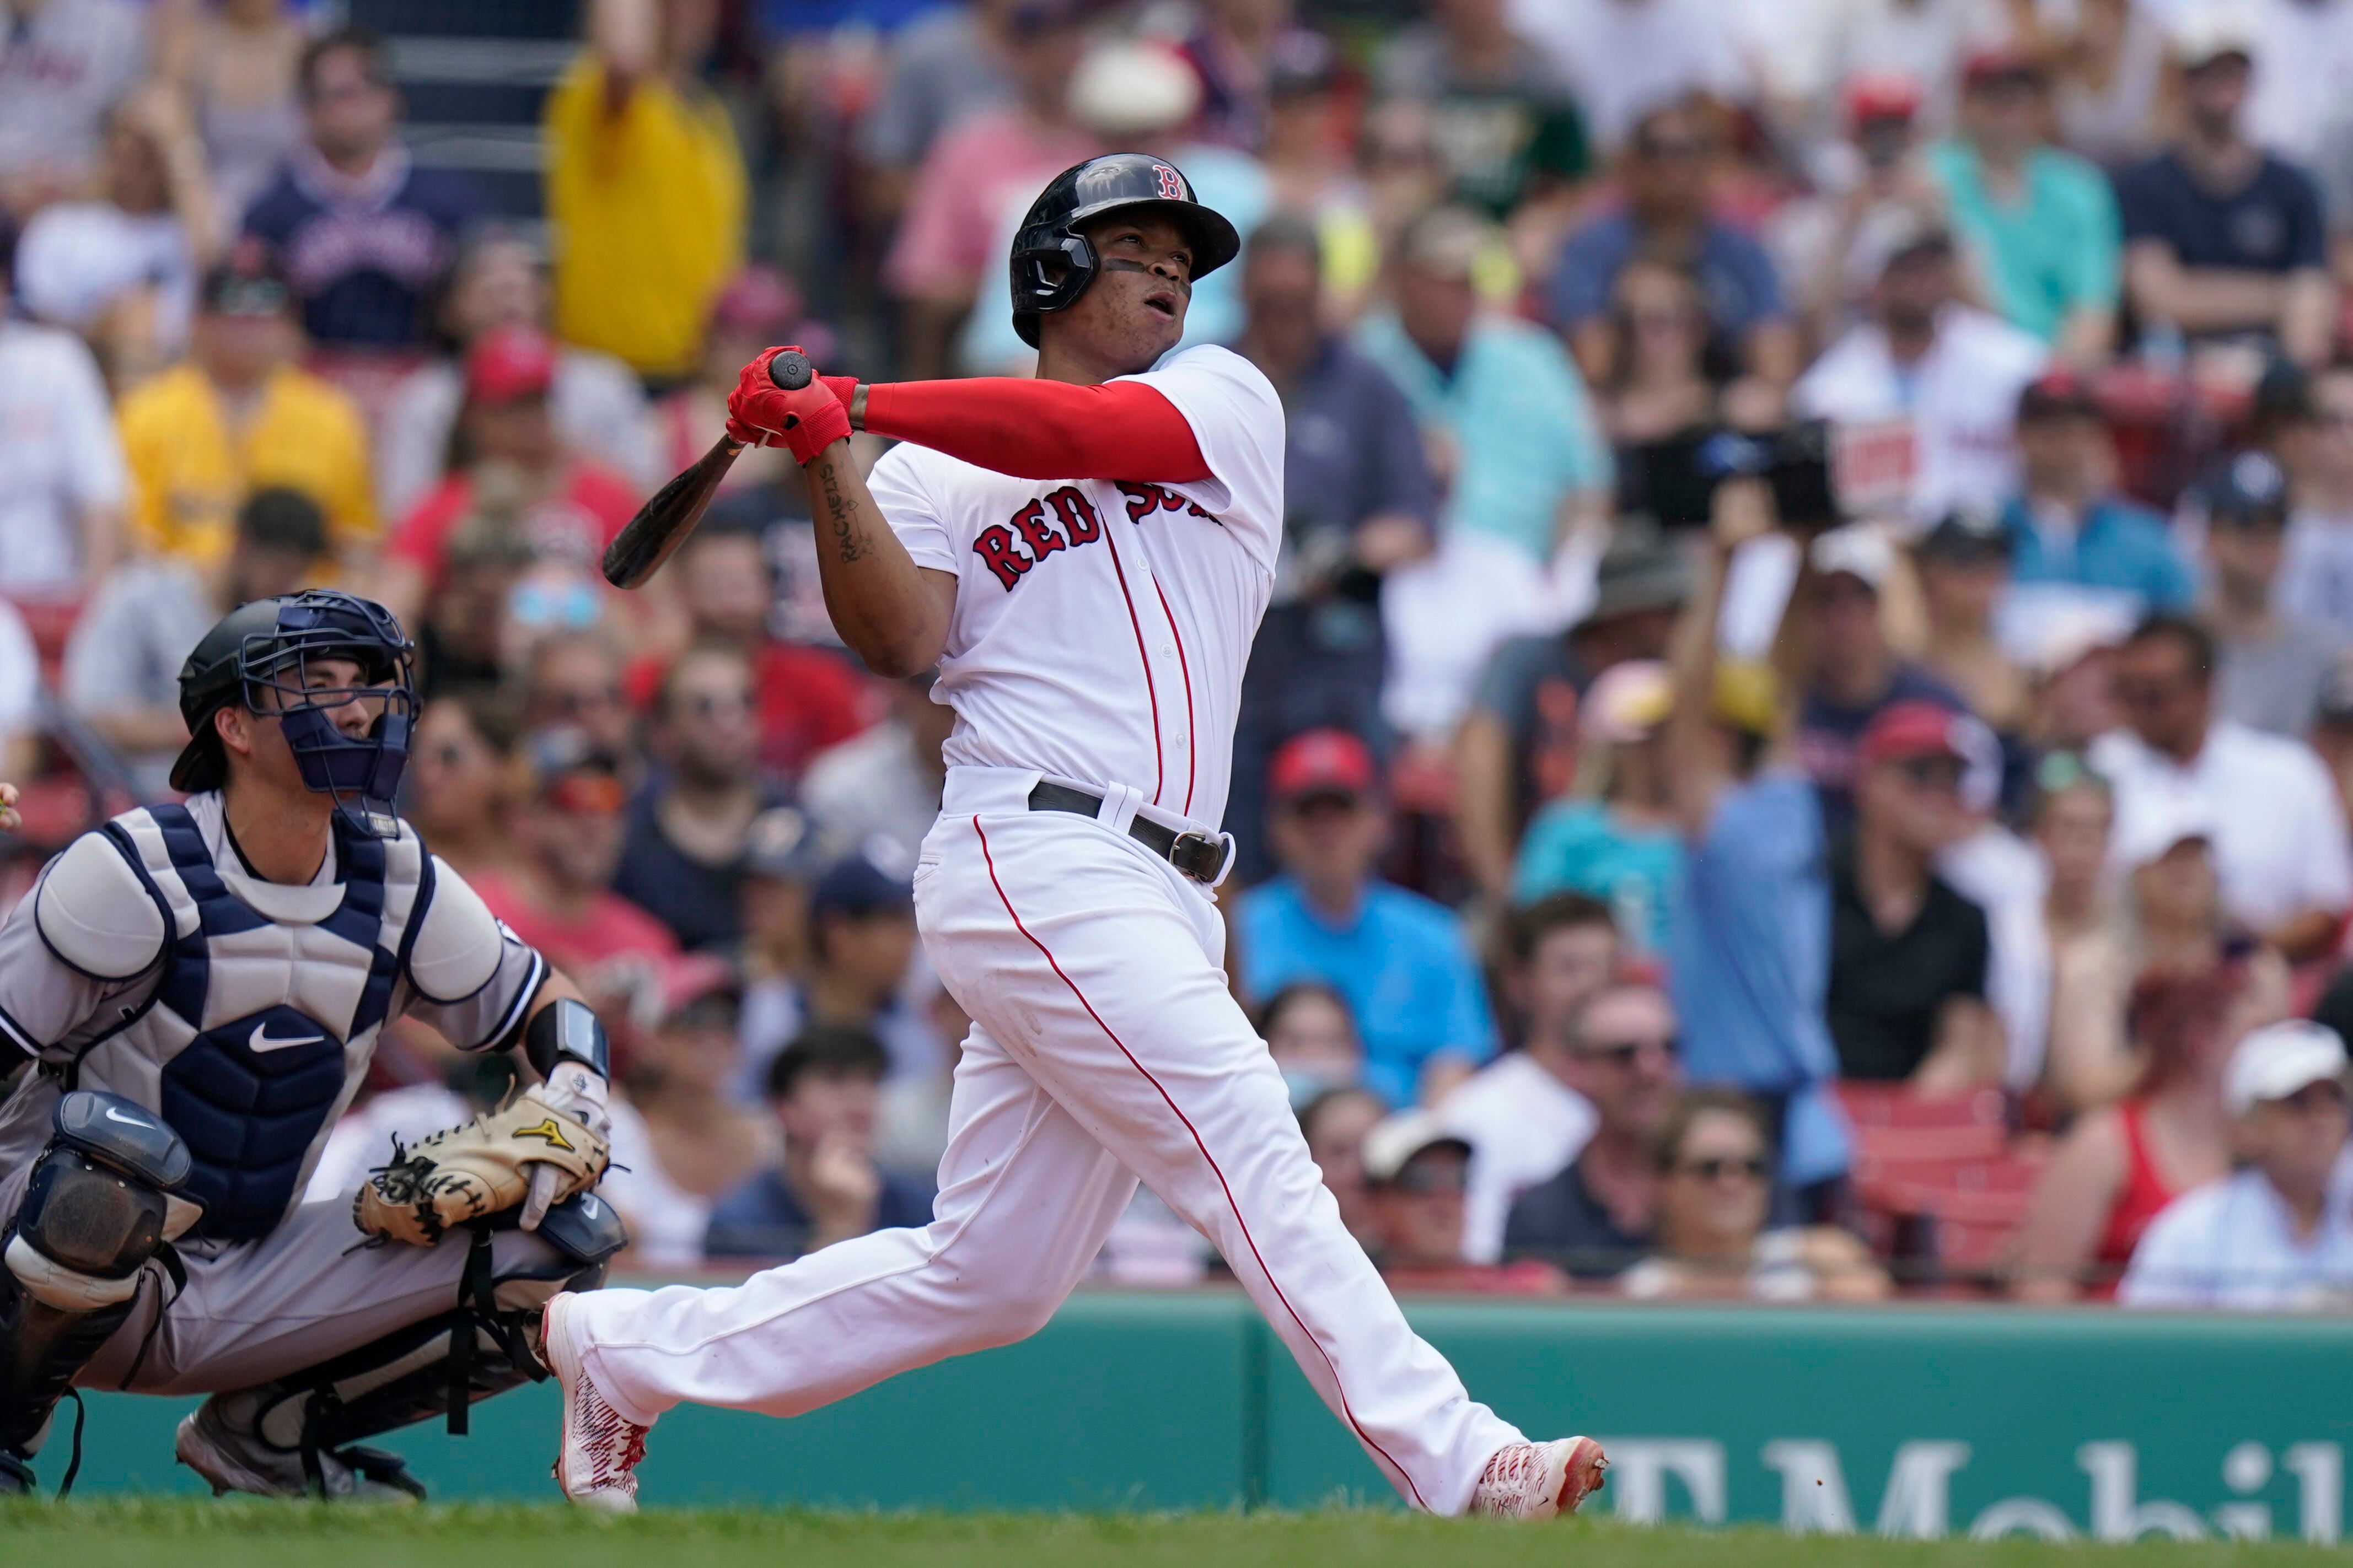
top-left (724, 347), bottom-right (852, 464)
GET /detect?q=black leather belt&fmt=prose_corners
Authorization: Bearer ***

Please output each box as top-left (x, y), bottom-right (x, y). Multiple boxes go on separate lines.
top-left (1027, 782), bottom-right (1233, 885)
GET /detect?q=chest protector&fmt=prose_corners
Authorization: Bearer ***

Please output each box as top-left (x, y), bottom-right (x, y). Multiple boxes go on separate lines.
top-left (57, 805), bottom-right (430, 1242)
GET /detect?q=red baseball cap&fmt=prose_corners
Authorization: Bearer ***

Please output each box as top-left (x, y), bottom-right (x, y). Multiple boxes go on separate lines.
top-left (1845, 71), bottom-right (1921, 125)
top-left (1858, 700), bottom-right (1975, 770)
top-left (465, 323), bottom-right (557, 404)
top-left (1269, 728), bottom-right (1378, 804)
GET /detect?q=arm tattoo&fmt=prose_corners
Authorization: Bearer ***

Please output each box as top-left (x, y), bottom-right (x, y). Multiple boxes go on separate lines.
top-left (819, 459), bottom-right (868, 564)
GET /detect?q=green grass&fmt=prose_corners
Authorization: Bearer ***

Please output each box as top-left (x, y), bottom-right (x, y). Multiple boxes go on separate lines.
top-left (0, 1501), bottom-right (2338, 1566)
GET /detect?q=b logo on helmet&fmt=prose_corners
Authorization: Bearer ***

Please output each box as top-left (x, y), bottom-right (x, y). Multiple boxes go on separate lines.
top-left (1153, 164), bottom-right (1184, 201)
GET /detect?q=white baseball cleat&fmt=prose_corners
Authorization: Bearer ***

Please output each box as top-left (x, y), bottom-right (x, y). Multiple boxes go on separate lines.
top-left (541, 1290), bottom-right (649, 1511)
top-left (1468, 1436), bottom-right (1609, 1519)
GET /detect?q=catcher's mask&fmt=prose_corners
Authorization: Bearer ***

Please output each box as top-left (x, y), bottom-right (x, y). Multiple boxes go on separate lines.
top-left (169, 590), bottom-right (418, 840)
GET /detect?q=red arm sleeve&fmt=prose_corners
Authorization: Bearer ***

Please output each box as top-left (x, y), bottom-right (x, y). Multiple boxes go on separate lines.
top-left (859, 378), bottom-right (1212, 483)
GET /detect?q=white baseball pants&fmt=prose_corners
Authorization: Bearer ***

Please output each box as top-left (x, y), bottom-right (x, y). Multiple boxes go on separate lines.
top-left (566, 769), bottom-right (1524, 1513)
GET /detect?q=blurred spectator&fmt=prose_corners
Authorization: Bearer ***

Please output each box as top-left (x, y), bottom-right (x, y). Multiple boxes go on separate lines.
top-left (2204, 451), bottom-right (2348, 736)
top-left (2032, 752), bottom-right (2116, 1094)
top-left (1554, 99), bottom-right (1798, 395)
top-left (705, 1026), bottom-right (934, 1260)
top-left (0, 602), bottom-right (34, 787)
top-left (1768, 73), bottom-right (1943, 350)
top-left (157, 0), bottom-right (304, 230)
top-left (1759, 0), bottom-right (2013, 136)
top-left (1237, 728), bottom-right (1498, 1107)
top-left (401, 689), bottom-right (520, 881)
top-left (1436, 895), bottom-right (1618, 1260)
top-left (1511, 661), bottom-right (1685, 953)
top-left (473, 729), bottom-right (679, 1027)
top-left (1498, 981), bottom-right (1681, 1280)
top-left (1915, 508), bottom-right (2028, 735)
top-left (383, 325), bottom-right (644, 625)
top-left (412, 481), bottom-right (539, 697)
top-left (1358, 1111), bottom-right (1568, 1292)
top-left (522, 629), bottom-right (638, 768)
top-left (738, 804), bottom-right (824, 987)
top-left (0, 0), bottom-right (146, 218)
top-left (15, 87), bottom-right (211, 384)
top-left (613, 645), bottom-right (785, 953)
top-left (1619, 1090), bottom-right (1889, 1302)
top-left (1300, 1084), bottom-right (1387, 1246)
top-left (1664, 484), bottom-right (1849, 1195)
top-left (1456, 522), bottom-right (1687, 904)
top-left (1596, 259), bottom-right (1750, 447)
top-left (2048, 0), bottom-right (2168, 169)
top-left (1360, 206), bottom-right (1612, 736)
top-left (0, 211), bottom-right (127, 597)
top-left (960, 38), bottom-right (1269, 374)
top-left (1793, 524), bottom-right (1966, 834)
top-left (883, 0), bottom-right (1094, 380)
top-left (544, 0), bottom-right (745, 382)
top-left (62, 484), bottom-right (327, 798)
top-left (2091, 613), bottom-right (2353, 960)
top-left (1793, 222), bottom-right (2048, 520)
top-left (377, 228), bottom-right (658, 522)
top-left (1228, 215), bottom-right (1433, 885)
top-left (615, 955), bottom-right (779, 1269)
top-left (645, 265), bottom-right (804, 505)
top-left (1374, 0), bottom-right (1589, 223)
top-left (1828, 701), bottom-right (2003, 1089)
top-left (1511, 0), bottom-right (1745, 155)
top-left (2023, 609), bottom-right (2130, 755)
top-left (801, 672), bottom-right (952, 869)
top-left (2281, 363), bottom-right (2353, 630)
top-left (1997, 369), bottom-right (2195, 639)
top-left (855, 0), bottom-right (1024, 218)
top-left (1260, 980), bottom-right (1364, 1108)
top-left (2120, 1019), bottom-right (2353, 1309)
top-left (740, 849), bottom-right (933, 1094)
top-left (2113, 15), bottom-right (2332, 368)
top-left (1257, 32), bottom-right (1379, 311)
top-left (1926, 50), bottom-right (2121, 363)
top-left (628, 520), bottom-right (874, 785)
top-left (116, 251), bottom-right (377, 569)
top-left (241, 29), bottom-right (484, 352)
top-left (1175, 0), bottom-right (1317, 154)
top-left (2013, 962), bottom-right (2248, 1300)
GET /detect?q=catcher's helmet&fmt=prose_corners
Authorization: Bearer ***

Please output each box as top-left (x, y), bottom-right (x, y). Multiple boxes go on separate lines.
top-left (1008, 153), bottom-right (1241, 349)
top-left (170, 590), bottom-right (418, 839)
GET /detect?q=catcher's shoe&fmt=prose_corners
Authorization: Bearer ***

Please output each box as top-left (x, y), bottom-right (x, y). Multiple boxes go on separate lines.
top-left (174, 1399), bottom-right (426, 1502)
top-left (542, 1290), bottom-right (647, 1511)
top-left (1467, 1437), bottom-right (1609, 1519)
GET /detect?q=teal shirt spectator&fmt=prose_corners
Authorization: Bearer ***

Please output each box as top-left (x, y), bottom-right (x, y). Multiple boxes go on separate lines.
top-left (1238, 874), bottom-right (1498, 1108)
top-left (1353, 309), bottom-right (1610, 564)
top-left (1999, 494), bottom-right (2195, 611)
top-left (1925, 138), bottom-right (2121, 344)
top-left (1511, 799), bottom-right (1685, 956)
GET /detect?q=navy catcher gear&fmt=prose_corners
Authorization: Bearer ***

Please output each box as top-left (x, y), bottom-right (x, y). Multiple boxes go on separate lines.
top-left (1008, 153), bottom-right (1240, 349)
top-left (168, 590), bottom-right (418, 839)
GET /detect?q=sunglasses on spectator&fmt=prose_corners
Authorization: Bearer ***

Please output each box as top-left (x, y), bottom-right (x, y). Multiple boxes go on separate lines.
top-left (686, 691), bottom-right (752, 719)
top-left (545, 773), bottom-right (626, 815)
top-left (1387, 1163), bottom-right (1469, 1195)
top-left (1893, 756), bottom-right (1964, 793)
top-left (1675, 1156), bottom-right (1769, 1183)
top-left (2112, 677), bottom-right (2192, 711)
top-left (1573, 1034), bottom-right (1678, 1066)
top-left (548, 685), bottom-right (622, 716)
top-left (2276, 1080), bottom-right (2351, 1116)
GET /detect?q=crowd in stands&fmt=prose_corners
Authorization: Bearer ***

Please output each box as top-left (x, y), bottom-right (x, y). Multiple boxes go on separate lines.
top-left (10, 0), bottom-right (2353, 1308)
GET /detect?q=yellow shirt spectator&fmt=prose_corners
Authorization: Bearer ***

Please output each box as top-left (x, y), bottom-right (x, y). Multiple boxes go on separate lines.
top-left (116, 362), bottom-right (378, 568)
top-left (544, 56), bottom-right (746, 381)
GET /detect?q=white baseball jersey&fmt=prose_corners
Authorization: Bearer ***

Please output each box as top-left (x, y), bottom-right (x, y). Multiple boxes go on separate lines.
top-left (865, 344), bottom-right (1285, 831)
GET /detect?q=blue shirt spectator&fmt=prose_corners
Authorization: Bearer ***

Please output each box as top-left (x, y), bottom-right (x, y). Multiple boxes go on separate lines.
top-left (2001, 495), bottom-right (2194, 609)
top-left (1237, 730), bottom-right (1497, 1106)
top-left (1925, 137), bottom-right (2120, 348)
top-left (1550, 211), bottom-right (1785, 355)
top-left (243, 32), bottom-right (482, 349)
top-left (1667, 769), bottom-right (1850, 1188)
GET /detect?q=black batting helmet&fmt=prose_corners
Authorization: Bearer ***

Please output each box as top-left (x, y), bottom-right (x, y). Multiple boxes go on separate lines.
top-left (1008, 153), bottom-right (1241, 349)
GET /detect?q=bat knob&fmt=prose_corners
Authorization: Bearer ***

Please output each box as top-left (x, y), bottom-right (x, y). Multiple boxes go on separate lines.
top-left (769, 349), bottom-right (814, 391)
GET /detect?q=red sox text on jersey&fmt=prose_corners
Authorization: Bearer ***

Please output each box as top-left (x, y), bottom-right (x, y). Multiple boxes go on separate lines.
top-left (973, 482), bottom-right (1217, 591)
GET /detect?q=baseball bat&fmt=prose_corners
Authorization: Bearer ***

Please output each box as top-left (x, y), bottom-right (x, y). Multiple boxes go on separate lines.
top-left (602, 349), bottom-right (814, 589)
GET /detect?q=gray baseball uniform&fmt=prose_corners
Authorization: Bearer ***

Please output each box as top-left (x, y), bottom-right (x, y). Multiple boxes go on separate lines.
top-left (0, 790), bottom-right (562, 1392)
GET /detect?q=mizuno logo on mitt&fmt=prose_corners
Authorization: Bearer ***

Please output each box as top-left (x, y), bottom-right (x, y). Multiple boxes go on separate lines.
top-left (513, 1117), bottom-right (576, 1151)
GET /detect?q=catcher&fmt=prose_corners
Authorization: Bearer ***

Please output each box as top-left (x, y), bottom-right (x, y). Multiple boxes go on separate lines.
top-left (0, 590), bottom-right (624, 1499)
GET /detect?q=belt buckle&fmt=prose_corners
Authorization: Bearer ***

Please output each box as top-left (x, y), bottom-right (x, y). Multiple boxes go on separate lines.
top-left (1169, 830), bottom-right (1234, 886)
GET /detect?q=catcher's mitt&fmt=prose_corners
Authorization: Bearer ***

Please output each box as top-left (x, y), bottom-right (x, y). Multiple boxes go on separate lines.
top-left (354, 1087), bottom-right (610, 1246)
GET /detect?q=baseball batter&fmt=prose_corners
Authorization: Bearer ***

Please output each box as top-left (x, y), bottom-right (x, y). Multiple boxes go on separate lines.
top-left (0, 591), bottom-right (626, 1497)
top-left (541, 155), bottom-right (1606, 1519)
